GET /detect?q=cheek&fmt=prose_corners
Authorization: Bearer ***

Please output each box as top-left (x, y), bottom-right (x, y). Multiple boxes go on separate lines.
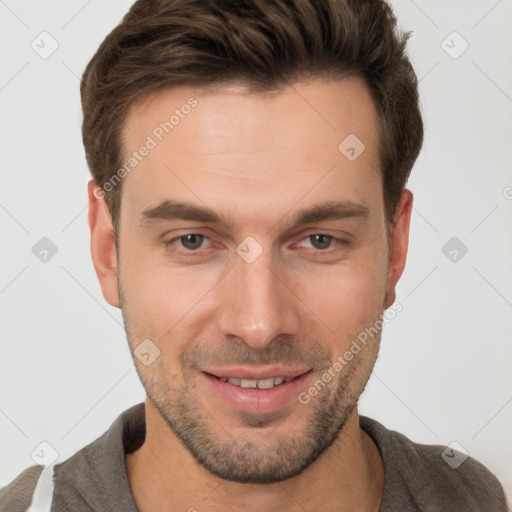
top-left (292, 256), bottom-right (387, 338)
top-left (125, 271), bottom-right (200, 328)
top-left (120, 245), bottom-right (223, 339)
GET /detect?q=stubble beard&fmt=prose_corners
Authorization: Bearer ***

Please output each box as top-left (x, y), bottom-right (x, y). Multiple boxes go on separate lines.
top-left (118, 271), bottom-right (384, 484)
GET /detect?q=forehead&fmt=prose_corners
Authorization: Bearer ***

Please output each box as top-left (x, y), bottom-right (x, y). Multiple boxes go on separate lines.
top-left (119, 77), bottom-right (382, 228)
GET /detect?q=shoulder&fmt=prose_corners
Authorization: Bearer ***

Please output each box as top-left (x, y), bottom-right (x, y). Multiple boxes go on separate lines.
top-left (0, 403), bottom-right (145, 512)
top-left (360, 415), bottom-right (509, 511)
top-left (0, 464), bottom-right (44, 512)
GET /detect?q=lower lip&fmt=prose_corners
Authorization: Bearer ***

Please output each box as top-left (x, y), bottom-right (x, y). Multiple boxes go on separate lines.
top-left (201, 370), bottom-right (313, 415)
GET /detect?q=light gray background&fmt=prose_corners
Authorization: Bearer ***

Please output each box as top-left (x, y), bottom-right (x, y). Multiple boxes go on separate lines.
top-left (1, 0), bottom-right (511, 503)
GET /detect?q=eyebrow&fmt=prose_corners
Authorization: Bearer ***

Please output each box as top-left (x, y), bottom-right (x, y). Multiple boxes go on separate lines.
top-left (139, 198), bottom-right (370, 231)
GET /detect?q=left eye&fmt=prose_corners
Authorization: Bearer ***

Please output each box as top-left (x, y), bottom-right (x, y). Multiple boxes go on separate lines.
top-left (172, 233), bottom-right (209, 251)
top-left (300, 234), bottom-right (338, 250)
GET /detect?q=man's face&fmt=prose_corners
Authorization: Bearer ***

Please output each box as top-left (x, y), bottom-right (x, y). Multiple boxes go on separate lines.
top-left (105, 77), bottom-right (400, 483)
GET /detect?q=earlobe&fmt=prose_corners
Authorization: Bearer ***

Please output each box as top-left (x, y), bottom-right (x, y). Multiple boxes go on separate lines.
top-left (87, 180), bottom-right (120, 308)
top-left (384, 189), bottom-right (413, 309)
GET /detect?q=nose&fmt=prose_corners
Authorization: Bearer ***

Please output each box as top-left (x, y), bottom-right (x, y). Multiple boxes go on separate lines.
top-left (215, 246), bottom-right (301, 351)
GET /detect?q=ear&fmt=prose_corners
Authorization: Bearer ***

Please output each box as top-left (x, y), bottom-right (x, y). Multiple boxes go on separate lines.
top-left (384, 189), bottom-right (413, 309)
top-left (87, 180), bottom-right (120, 308)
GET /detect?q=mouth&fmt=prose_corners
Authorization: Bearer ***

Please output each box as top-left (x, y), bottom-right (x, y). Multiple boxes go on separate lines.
top-left (200, 367), bottom-right (314, 415)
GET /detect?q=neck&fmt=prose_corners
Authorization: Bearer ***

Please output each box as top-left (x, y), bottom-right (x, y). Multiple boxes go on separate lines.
top-left (126, 397), bottom-right (384, 512)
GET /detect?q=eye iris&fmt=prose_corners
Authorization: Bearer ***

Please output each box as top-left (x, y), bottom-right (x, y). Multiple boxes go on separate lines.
top-left (310, 234), bottom-right (331, 250)
top-left (181, 234), bottom-right (204, 250)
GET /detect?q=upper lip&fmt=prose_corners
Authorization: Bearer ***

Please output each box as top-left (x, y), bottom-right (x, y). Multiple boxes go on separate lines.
top-left (202, 365), bottom-right (312, 381)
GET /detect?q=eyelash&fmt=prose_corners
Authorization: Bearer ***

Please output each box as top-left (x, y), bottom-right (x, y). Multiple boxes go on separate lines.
top-left (163, 232), bottom-right (350, 255)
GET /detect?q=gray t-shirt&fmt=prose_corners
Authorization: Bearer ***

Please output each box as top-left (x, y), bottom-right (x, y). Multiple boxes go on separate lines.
top-left (0, 402), bottom-right (508, 511)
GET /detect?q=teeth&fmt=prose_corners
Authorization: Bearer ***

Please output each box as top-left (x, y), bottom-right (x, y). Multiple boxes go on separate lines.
top-left (256, 378), bottom-right (275, 389)
top-left (240, 379), bottom-right (258, 388)
top-left (224, 377), bottom-right (288, 389)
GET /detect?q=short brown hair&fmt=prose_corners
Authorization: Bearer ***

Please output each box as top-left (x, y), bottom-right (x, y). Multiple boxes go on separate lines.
top-left (81, 0), bottom-right (423, 236)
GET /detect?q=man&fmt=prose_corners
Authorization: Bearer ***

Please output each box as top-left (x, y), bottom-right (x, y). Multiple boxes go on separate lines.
top-left (1, 0), bottom-right (508, 510)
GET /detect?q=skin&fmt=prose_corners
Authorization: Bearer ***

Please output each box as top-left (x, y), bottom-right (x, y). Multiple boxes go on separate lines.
top-left (88, 76), bottom-right (412, 511)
